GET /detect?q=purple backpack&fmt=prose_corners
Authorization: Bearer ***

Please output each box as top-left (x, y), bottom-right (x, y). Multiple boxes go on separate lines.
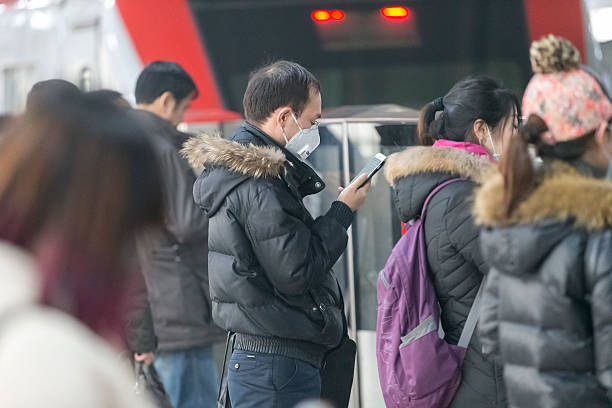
top-left (376, 179), bottom-right (485, 408)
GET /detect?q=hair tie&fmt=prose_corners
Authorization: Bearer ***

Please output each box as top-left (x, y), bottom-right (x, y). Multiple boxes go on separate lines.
top-left (432, 97), bottom-right (444, 112)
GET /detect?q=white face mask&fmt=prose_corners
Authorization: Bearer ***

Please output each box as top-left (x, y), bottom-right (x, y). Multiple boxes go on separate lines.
top-left (282, 112), bottom-right (320, 160)
top-left (487, 126), bottom-right (500, 161)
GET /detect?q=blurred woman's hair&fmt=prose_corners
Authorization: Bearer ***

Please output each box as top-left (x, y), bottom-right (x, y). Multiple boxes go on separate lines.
top-left (418, 75), bottom-right (521, 146)
top-left (26, 79), bottom-right (82, 113)
top-left (87, 89), bottom-right (131, 109)
top-left (0, 95), bottom-right (163, 339)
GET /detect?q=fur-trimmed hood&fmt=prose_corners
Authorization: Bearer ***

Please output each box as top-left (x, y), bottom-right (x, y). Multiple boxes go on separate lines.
top-left (474, 162), bottom-right (612, 230)
top-left (184, 125), bottom-right (325, 217)
top-left (384, 146), bottom-right (493, 187)
top-left (181, 133), bottom-right (286, 178)
top-left (384, 146), bottom-right (494, 222)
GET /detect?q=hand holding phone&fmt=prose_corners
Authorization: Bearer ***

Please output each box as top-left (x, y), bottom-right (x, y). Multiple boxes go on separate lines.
top-left (350, 153), bottom-right (387, 188)
top-left (337, 153), bottom-right (385, 211)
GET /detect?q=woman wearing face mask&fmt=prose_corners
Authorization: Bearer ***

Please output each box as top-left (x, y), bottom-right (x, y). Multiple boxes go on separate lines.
top-left (473, 35), bottom-right (612, 408)
top-left (383, 75), bottom-right (519, 408)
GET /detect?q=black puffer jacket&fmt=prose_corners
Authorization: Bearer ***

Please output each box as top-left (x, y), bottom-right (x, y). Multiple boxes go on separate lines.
top-left (182, 123), bottom-right (354, 368)
top-left (474, 160), bottom-right (612, 408)
top-left (384, 146), bottom-right (506, 408)
top-left (128, 110), bottom-right (224, 352)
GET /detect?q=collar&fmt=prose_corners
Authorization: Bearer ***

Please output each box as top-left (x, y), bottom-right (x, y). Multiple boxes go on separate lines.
top-left (433, 139), bottom-right (493, 159)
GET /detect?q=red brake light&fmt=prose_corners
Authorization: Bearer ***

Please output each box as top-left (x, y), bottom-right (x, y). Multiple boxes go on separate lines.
top-left (381, 6), bottom-right (410, 19)
top-left (330, 9), bottom-right (345, 20)
top-left (312, 10), bottom-right (332, 21)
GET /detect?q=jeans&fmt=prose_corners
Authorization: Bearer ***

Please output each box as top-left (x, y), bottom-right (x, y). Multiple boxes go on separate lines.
top-left (154, 345), bottom-right (219, 408)
top-left (228, 350), bottom-right (321, 408)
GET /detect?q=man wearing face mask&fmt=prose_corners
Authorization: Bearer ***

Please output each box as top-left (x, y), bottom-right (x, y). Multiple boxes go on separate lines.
top-left (182, 60), bottom-right (371, 408)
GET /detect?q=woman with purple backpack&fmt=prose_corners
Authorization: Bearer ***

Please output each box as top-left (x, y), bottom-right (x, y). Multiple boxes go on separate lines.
top-left (382, 75), bottom-right (519, 407)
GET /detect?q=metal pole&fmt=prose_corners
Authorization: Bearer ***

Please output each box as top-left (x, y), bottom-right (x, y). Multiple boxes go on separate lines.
top-left (341, 120), bottom-right (361, 408)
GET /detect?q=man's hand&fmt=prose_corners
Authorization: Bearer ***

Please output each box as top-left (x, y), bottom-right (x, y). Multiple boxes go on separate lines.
top-left (134, 352), bottom-right (155, 366)
top-left (337, 173), bottom-right (372, 211)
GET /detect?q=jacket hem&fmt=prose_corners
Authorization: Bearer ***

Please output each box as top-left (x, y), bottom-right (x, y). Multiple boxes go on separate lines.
top-left (233, 333), bottom-right (327, 368)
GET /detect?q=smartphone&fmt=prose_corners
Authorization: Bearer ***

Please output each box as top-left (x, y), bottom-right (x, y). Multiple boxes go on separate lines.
top-left (350, 153), bottom-right (387, 188)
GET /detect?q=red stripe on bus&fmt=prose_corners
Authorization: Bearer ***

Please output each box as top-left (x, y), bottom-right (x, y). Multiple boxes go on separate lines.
top-left (116, 0), bottom-right (240, 121)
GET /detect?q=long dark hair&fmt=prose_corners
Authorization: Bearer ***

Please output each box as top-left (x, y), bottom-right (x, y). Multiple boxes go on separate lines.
top-left (0, 95), bottom-right (163, 339)
top-left (500, 114), bottom-right (599, 217)
top-left (418, 75), bottom-right (521, 146)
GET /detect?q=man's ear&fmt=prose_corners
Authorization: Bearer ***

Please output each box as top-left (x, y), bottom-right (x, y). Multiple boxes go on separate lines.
top-left (159, 91), bottom-right (176, 117)
top-left (275, 106), bottom-right (292, 130)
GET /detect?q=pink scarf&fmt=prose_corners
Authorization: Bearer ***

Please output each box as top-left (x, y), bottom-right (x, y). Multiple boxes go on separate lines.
top-left (432, 139), bottom-right (493, 161)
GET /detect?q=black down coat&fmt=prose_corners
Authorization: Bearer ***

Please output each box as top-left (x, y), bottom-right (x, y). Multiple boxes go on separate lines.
top-left (181, 123), bottom-right (354, 368)
top-left (474, 160), bottom-right (612, 408)
top-left (384, 146), bottom-right (506, 408)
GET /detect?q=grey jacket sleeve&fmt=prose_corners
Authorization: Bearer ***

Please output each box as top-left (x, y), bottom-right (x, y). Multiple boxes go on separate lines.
top-left (478, 268), bottom-right (501, 361)
top-left (586, 231), bottom-right (612, 400)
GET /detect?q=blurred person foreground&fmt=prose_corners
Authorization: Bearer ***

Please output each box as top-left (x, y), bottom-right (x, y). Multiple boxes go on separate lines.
top-left (0, 92), bottom-right (163, 407)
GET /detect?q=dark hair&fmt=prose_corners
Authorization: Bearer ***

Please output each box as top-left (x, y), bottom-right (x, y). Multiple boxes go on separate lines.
top-left (243, 60), bottom-right (320, 124)
top-left (26, 79), bottom-right (82, 113)
top-left (500, 114), bottom-right (597, 216)
top-left (418, 75), bottom-right (521, 146)
top-left (87, 89), bottom-right (130, 108)
top-left (0, 95), bottom-right (163, 338)
top-left (135, 61), bottom-right (198, 104)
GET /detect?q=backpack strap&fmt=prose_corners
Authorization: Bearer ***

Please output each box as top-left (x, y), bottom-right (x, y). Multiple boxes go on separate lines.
top-left (420, 178), bottom-right (466, 220)
top-left (458, 278), bottom-right (486, 348)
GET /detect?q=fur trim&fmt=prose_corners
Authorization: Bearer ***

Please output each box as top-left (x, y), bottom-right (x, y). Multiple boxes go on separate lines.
top-left (474, 164), bottom-right (612, 230)
top-left (181, 134), bottom-right (286, 178)
top-left (384, 146), bottom-right (493, 187)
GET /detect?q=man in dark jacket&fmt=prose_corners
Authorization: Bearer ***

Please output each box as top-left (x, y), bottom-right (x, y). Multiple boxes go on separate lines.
top-left (128, 61), bottom-right (224, 408)
top-left (182, 60), bottom-right (370, 408)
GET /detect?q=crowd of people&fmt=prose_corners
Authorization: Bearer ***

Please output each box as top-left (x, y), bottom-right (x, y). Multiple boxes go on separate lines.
top-left (0, 33), bottom-right (610, 408)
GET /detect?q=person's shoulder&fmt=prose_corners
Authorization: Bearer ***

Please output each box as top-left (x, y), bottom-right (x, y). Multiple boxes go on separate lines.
top-left (236, 172), bottom-right (285, 200)
top-left (433, 177), bottom-right (477, 203)
top-left (0, 307), bottom-right (150, 407)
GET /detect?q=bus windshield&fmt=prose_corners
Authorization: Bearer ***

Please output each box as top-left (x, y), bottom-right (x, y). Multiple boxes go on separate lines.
top-left (189, 0), bottom-right (531, 113)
